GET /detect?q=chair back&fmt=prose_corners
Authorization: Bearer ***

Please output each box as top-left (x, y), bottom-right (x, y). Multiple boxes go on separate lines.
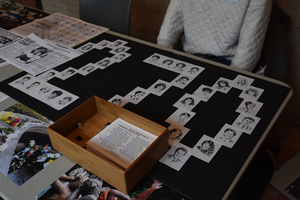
top-left (80, 0), bottom-right (132, 35)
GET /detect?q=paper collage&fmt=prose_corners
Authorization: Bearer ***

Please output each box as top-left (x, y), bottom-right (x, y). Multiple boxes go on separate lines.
top-left (6, 41), bottom-right (265, 171)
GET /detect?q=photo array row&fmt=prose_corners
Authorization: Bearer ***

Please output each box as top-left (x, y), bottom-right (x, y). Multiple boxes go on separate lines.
top-left (107, 53), bottom-right (264, 171)
top-left (8, 39), bottom-right (134, 110)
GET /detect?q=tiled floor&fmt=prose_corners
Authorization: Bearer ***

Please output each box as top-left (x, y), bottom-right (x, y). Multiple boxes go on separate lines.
top-left (260, 118), bottom-right (300, 200)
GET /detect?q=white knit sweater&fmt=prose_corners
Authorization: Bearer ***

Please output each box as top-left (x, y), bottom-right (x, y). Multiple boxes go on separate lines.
top-left (157, 0), bottom-right (272, 71)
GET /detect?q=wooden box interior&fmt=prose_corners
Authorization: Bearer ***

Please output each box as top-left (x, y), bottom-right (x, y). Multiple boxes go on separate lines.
top-left (48, 96), bottom-right (168, 193)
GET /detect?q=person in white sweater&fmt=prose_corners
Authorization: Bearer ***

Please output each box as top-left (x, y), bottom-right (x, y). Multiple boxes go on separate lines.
top-left (157, 0), bottom-right (272, 71)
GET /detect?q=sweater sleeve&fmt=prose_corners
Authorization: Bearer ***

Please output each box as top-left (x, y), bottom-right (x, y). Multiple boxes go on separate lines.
top-left (230, 0), bottom-right (272, 71)
top-left (157, 0), bottom-right (184, 48)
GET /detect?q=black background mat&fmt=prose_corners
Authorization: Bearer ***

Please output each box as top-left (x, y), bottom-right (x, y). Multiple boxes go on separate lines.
top-left (0, 33), bottom-right (291, 199)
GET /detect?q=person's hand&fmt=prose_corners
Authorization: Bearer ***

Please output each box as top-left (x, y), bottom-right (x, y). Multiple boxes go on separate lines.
top-left (151, 180), bottom-right (162, 190)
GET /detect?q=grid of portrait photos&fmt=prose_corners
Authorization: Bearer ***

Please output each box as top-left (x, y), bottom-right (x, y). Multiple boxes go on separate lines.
top-left (7, 39), bottom-right (133, 110)
top-left (108, 53), bottom-right (264, 171)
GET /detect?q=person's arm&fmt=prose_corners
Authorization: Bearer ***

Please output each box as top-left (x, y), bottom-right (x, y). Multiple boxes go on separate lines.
top-left (106, 189), bottom-right (130, 200)
top-left (230, 0), bottom-right (272, 71)
top-left (157, 0), bottom-right (184, 48)
top-left (135, 180), bottom-right (162, 200)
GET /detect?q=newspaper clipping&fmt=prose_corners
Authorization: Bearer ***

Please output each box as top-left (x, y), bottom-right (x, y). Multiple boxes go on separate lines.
top-left (87, 118), bottom-right (158, 169)
top-left (10, 12), bottom-right (109, 47)
top-left (0, 34), bottom-right (82, 76)
top-left (0, 28), bottom-right (23, 68)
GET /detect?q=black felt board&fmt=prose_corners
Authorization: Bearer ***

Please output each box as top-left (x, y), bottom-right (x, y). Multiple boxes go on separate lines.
top-left (0, 33), bottom-right (291, 199)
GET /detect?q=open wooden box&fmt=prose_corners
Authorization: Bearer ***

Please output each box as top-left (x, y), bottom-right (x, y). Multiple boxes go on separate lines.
top-left (48, 96), bottom-right (168, 193)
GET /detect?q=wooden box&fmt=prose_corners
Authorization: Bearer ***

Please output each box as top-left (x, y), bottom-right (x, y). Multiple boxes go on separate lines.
top-left (48, 96), bottom-right (168, 193)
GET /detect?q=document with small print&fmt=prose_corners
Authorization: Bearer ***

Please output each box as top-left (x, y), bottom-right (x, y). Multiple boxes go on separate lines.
top-left (86, 118), bottom-right (157, 169)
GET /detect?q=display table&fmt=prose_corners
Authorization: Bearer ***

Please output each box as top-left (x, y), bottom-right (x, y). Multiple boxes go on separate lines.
top-left (0, 30), bottom-right (292, 199)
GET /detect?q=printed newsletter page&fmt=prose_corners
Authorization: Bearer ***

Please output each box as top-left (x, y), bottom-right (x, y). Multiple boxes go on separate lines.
top-left (87, 118), bottom-right (157, 168)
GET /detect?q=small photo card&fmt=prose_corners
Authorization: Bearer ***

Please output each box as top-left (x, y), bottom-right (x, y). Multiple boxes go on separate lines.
top-left (171, 74), bottom-right (195, 89)
top-left (49, 92), bottom-right (79, 110)
top-left (30, 82), bottom-right (56, 101)
top-left (143, 53), bottom-right (164, 66)
top-left (108, 39), bottom-right (128, 49)
top-left (147, 79), bottom-right (172, 96)
top-left (21, 79), bottom-right (45, 93)
top-left (171, 61), bottom-right (189, 73)
top-left (78, 63), bottom-right (98, 75)
top-left (165, 108), bottom-right (196, 126)
top-left (239, 86), bottom-right (264, 101)
top-left (158, 57), bottom-right (176, 70)
top-left (109, 46), bottom-right (131, 54)
top-left (41, 88), bottom-right (68, 104)
top-left (167, 124), bottom-right (190, 146)
top-left (37, 69), bottom-right (58, 81)
top-left (214, 124), bottom-right (243, 148)
top-left (94, 40), bottom-right (112, 50)
top-left (173, 93), bottom-right (201, 111)
top-left (9, 74), bottom-right (36, 90)
top-left (183, 64), bottom-right (205, 77)
top-left (124, 87), bottom-right (150, 105)
top-left (159, 144), bottom-right (192, 171)
top-left (57, 67), bottom-right (77, 80)
top-left (111, 52), bottom-right (131, 63)
top-left (212, 77), bottom-right (232, 93)
top-left (192, 135), bottom-right (222, 163)
top-left (232, 113), bottom-right (261, 134)
top-left (231, 75), bottom-right (254, 90)
top-left (236, 99), bottom-right (263, 116)
top-left (76, 42), bottom-right (95, 53)
top-left (192, 84), bottom-right (216, 102)
top-left (108, 94), bottom-right (128, 107)
top-left (95, 57), bottom-right (115, 69)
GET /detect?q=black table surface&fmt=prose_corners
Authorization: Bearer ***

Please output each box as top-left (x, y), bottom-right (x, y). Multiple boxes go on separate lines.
top-left (0, 32), bottom-right (292, 199)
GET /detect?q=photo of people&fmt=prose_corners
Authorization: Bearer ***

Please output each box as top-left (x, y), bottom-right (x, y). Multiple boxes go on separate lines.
top-left (124, 87), bottom-right (149, 105)
top-left (239, 86), bottom-right (264, 101)
top-left (108, 39), bottom-right (127, 49)
top-left (108, 94), bottom-right (128, 107)
top-left (143, 53), bottom-right (162, 65)
top-left (173, 62), bottom-right (187, 72)
top-left (165, 109), bottom-right (195, 126)
top-left (214, 124), bottom-right (243, 148)
top-left (231, 75), bottom-right (254, 90)
top-left (192, 135), bottom-right (222, 163)
top-left (183, 65), bottom-right (204, 76)
top-left (76, 42), bottom-right (95, 53)
top-left (49, 93), bottom-right (79, 110)
top-left (160, 59), bottom-right (174, 68)
top-left (78, 63), bottom-right (97, 76)
top-left (171, 74), bottom-right (194, 89)
top-left (147, 79), bottom-right (171, 96)
top-left (236, 99), bottom-right (263, 116)
top-left (160, 145), bottom-right (191, 171)
top-left (192, 85), bottom-right (216, 102)
top-left (232, 113), bottom-right (261, 134)
top-left (37, 165), bottom-right (190, 200)
top-left (57, 67), bottom-right (77, 80)
top-left (15, 46), bottom-right (51, 64)
top-left (9, 74), bottom-right (34, 89)
top-left (109, 46), bottom-right (130, 54)
top-left (94, 40), bottom-right (112, 50)
top-left (37, 69), bottom-right (58, 81)
top-left (173, 93), bottom-right (201, 111)
top-left (95, 57), bottom-right (115, 69)
top-left (167, 124), bottom-right (189, 146)
top-left (0, 103), bottom-right (56, 186)
top-left (111, 52), bottom-right (131, 63)
top-left (213, 77), bottom-right (232, 93)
